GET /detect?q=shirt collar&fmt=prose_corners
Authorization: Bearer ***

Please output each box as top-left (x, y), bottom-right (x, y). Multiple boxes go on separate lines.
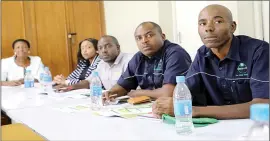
top-left (225, 36), bottom-right (241, 61)
top-left (13, 55), bottom-right (31, 62)
top-left (204, 36), bottom-right (240, 61)
top-left (113, 52), bottom-right (124, 65)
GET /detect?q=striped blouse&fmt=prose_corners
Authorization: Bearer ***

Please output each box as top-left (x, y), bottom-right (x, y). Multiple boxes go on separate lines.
top-left (66, 55), bottom-right (101, 85)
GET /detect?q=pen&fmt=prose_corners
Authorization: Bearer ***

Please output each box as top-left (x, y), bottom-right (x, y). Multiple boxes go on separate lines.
top-left (102, 94), bottom-right (118, 99)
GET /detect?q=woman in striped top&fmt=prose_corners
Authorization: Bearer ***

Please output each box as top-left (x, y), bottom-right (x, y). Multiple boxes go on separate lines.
top-left (53, 38), bottom-right (101, 86)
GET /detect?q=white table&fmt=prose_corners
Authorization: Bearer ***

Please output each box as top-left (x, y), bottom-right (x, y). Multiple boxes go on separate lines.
top-left (1, 85), bottom-right (91, 111)
top-left (2, 86), bottom-right (254, 140)
top-left (7, 105), bottom-right (253, 140)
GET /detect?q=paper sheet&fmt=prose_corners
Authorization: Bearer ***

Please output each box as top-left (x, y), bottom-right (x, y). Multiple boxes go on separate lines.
top-left (93, 103), bottom-right (153, 118)
top-left (53, 103), bottom-right (91, 113)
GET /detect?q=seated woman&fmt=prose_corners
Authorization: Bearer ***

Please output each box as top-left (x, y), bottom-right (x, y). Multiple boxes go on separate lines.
top-left (53, 38), bottom-right (100, 86)
top-left (1, 39), bottom-right (44, 86)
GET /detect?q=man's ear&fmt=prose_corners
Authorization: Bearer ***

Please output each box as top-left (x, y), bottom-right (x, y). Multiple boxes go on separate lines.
top-left (117, 45), bottom-right (120, 51)
top-left (161, 33), bottom-right (166, 41)
top-left (231, 21), bottom-right (237, 33)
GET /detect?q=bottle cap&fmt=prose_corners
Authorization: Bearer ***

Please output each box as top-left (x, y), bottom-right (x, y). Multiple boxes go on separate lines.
top-left (176, 76), bottom-right (185, 83)
top-left (92, 71), bottom-right (99, 77)
top-left (250, 104), bottom-right (269, 122)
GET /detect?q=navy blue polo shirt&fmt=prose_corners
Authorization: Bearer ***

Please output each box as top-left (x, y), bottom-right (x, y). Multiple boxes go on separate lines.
top-left (117, 40), bottom-right (191, 91)
top-left (186, 35), bottom-right (269, 106)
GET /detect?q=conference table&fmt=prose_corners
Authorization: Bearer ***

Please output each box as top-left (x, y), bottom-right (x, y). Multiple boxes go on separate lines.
top-left (1, 85), bottom-right (253, 140)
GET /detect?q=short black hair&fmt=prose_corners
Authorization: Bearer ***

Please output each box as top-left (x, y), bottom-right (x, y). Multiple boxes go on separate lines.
top-left (12, 39), bottom-right (30, 49)
top-left (99, 35), bottom-right (120, 46)
top-left (135, 21), bottom-right (163, 34)
top-left (77, 38), bottom-right (98, 64)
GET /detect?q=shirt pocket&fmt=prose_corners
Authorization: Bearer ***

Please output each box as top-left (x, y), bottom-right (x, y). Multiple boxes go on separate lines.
top-left (153, 72), bottom-right (164, 88)
top-left (231, 79), bottom-right (252, 103)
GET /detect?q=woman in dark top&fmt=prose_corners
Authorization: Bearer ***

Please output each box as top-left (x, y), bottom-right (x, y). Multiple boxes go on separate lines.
top-left (53, 38), bottom-right (101, 86)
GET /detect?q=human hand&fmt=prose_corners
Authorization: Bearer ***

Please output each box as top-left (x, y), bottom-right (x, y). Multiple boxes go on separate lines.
top-left (152, 97), bottom-right (174, 119)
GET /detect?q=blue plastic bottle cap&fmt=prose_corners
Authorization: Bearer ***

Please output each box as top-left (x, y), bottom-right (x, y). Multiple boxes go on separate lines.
top-left (250, 104), bottom-right (269, 122)
top-left (93, 71), bottom-right (99, 77)
top-left (176, 76), bottom-right (185, 83)
top-left (26, 70), bottom-right (31, 73)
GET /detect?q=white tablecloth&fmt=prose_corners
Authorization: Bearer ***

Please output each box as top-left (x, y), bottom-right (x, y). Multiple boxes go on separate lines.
top-left (2, 86), bottom-right (254, 140)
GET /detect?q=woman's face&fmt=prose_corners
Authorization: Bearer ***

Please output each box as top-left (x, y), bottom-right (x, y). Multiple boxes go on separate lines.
top-left (80, 40), bottom-right (97, 60)
top-left (14, 41), bottom-right (30, 58)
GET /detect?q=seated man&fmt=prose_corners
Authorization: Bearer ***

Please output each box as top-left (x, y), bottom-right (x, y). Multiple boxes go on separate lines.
top-left (152, 4), bottom-right (269, 119)
top-left (58, 35), bottom-right (133, 91)
top-left (103, 22), bottom-right (191, 101)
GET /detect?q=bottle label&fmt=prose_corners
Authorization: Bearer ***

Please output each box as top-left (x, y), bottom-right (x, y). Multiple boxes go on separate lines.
top-left (43, 75), bottom-right (52, 82)
top-left (91, 86), bottom-right (102, 96)
top-left (24, 80), bottom-right (34, 88)
top-left (174, 100), bottom-right (192, 116)
top-left (40, 73), bottom-right (44, 81)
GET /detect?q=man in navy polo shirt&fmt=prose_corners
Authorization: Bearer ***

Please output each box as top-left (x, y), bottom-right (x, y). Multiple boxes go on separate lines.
top-left (152, 4), bottom-right (269, 119)
top-left (103, 21), bottom-right (191, 100)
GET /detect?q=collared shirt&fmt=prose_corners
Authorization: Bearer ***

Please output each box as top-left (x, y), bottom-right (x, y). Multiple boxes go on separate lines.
top-left (117, 40), bottom-right (192, 91)
top-left (66, 55), bottom-right (101, 85)
top-left (86, 52), bottom-right (133, 90)
top-left (1, 56), bottom-right (44, 81)
top-left (186, 35), bottom-right (269, 106)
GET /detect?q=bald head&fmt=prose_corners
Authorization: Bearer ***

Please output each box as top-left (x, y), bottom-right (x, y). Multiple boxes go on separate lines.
top-left (199, 4), bottom-right (233, 23)
top-left (198, 4), bottom-right (237, 49)
top-left (135, 21), bottom-right (163, 35)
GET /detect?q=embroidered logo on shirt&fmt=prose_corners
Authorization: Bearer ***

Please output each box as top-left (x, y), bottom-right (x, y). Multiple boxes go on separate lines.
top-left (154, 59), bottom-right (162, 71)
top-left (236, 63), bottom-right (248, 77)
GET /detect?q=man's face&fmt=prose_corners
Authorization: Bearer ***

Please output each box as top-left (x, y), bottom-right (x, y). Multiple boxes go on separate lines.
top-left (134, 24), bottom-right (165, 57)
top-left (97, 37), bottom-right (120, 63)
top-left (198, 7), bottom-right (236, 49)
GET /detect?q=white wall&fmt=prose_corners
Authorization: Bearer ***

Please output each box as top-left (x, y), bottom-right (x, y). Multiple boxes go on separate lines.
top-left (103, 1), bottom-right (175, 54)
top-left (104, 1), bottom-right (159, 53)
top-left (103, 1), bottom-right (269, 55)
top-left (262, 1), bottom-right (269, 43)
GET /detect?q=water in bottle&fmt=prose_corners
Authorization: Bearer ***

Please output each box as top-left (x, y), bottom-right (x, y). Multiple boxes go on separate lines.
top-left (246, 104), bottom-right (269, 140)
top-left (173, 76), bottom-right (194, 135)
top-left (42, 67), bottom-right (53, 94)
top-left (24, 69), bottom-right (34, 88)
top-left (90, 71), bottom-right (102, 111)
top-left (39, 64), bottom-right (46, 91)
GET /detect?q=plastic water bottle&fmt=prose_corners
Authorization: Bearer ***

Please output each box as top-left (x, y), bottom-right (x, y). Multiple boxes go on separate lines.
top-left (42, 67), bottom-right (53, 94)
top-left (246, 104), bottom-right (269, 140)
top-left (39, 64), bottom-right (46, 91)
top-left (90, 71), bottom-right (102, 110)
top-left (173, 76), bottom-right (194, 135)
top-left (24, 70), bottom-right (34, 88)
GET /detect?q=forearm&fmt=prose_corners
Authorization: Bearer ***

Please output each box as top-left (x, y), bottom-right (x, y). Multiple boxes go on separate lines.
top-left (109, 84), bottom-right (128, 97)
top-left (1, 81), bottom-right (9, 86)
top-left (132, 89), bottom-right (170, 99)
top-left (131, 84), bottom-right (175, 99)
top-left (70, 80), bottom-right (89, 90)
top-left (194, 98), bottom-right (269, 119)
